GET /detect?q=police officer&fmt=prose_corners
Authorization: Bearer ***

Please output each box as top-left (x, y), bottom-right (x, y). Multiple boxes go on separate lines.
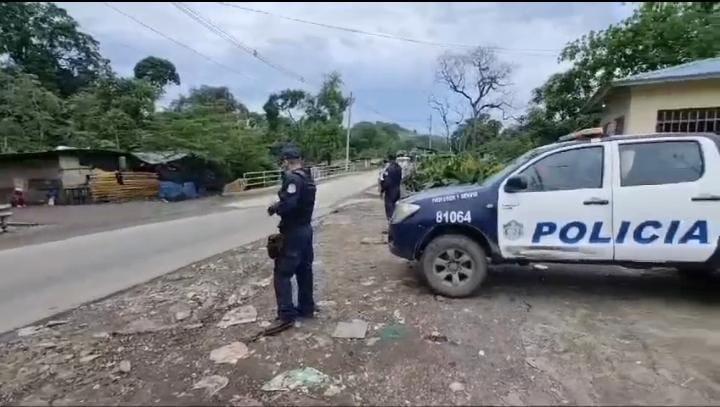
top-left (380, 153), bottom-right (402, 221)
top-left (267, 146), bottom-right (317, 331)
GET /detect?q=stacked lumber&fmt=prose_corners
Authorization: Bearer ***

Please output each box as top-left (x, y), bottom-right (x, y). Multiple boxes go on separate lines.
top-left (89, 170), bottom-right (160, 203)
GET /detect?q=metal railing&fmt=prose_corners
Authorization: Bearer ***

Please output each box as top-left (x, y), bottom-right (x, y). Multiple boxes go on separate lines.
top-left (241, 161), bottom-right (372, 190)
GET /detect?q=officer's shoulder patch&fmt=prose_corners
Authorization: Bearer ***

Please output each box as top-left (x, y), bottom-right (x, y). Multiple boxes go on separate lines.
top-left (286, 183), bottom-right (297, 194)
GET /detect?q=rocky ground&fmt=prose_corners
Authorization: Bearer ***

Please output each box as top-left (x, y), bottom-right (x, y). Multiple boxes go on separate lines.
top-left (2, 193), bottom-right (720, 405)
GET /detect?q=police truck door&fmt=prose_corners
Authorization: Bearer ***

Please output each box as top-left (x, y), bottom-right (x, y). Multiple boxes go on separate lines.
top-left (612, 136), bottom-right (720, 262)
top-left (497, 143), bottom-right (614, 261)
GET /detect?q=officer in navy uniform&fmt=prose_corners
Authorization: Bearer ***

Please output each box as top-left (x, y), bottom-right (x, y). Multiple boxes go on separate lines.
top-left (267, 146), bottom-right (317, 331)
top-left (380, 153), bottom-right (403, 221)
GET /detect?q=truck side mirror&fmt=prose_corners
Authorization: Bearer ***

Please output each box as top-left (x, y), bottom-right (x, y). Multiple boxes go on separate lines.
top-left (504, 175), bottom-right (528, 193)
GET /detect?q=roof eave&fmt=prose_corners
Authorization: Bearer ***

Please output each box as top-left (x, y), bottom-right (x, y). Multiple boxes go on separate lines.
top-left (613, 72), bottom-right (720, 88)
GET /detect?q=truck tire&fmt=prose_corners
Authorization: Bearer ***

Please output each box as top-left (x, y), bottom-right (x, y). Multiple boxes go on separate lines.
top-left (420, 234), bottom-right (487, 297)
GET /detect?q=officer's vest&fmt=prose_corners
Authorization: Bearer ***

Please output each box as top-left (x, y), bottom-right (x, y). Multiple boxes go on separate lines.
top-left (279, 168), bottom-right (316, 230)
top-left (293, 168), bottom-right (316, 225)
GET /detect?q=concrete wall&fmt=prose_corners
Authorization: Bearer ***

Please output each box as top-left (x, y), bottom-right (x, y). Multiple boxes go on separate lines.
top-left (58, 154), bottom-right (92, 187)
top-left (626, 79), bottom-right (720, 134)
top-left (600, 88), bottom-right (631, 135)
top-left (0, 157), bottom-right (60, 204)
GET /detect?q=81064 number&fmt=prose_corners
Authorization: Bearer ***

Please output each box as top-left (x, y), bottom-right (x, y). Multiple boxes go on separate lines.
top-left (436, 210), bottom-right (472, 223)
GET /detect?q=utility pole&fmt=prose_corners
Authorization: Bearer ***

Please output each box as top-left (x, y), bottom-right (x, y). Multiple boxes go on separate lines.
top-left (345, 91), bottom-right (353, 171)
top-left (428, 114), bottom-right (433, 149)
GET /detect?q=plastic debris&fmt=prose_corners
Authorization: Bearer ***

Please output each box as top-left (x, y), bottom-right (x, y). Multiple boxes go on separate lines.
top-left (324, 384), bottom-right (342, 397)
top-left (424, 331), bottom-right (449, 343)
top-left (449, 382), bottom-right (465, 392)
top-left (17, 326), bottom-right (42, 337)
top-left (45, 320), bottom-right (69, 328)
top-left (380, 325), bottom-right (407, 340)
top-left (217, 305), bottom-right (257, 328)
top-left (193, 375), bottom-right (229, 396)
top-left (332, 319), bottom-right (368, 339)
top-left (261, 367), bottom-right (329, 392)
top-left (210, 342), bottom-right (249, 364)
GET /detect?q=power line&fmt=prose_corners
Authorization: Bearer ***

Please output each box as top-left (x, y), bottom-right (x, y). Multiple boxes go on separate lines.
top-left (106, 2), bottom-right (424, 126)
top-left (172, 2), bottom-right (307, 84)
top-left (216, 2), bottom-right (559, 56)
top-left (102, 2), bottom-right (251, 79)
top-left (171, 3), bottom-right (421, 124)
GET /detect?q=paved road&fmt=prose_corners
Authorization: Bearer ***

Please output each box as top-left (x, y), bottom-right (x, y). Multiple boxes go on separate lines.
top-left (0, 171), bottom-right (377, 333)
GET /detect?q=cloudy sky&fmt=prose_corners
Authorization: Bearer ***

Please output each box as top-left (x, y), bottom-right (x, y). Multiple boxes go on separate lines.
top-left (58, 2), bottom-right (634, 132)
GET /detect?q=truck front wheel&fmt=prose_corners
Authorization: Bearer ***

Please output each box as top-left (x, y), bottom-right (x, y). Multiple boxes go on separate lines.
top-left (420, 234), bottom-right (488, 297)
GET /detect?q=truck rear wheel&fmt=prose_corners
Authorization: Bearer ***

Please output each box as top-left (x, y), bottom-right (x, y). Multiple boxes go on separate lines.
top-left (420, 234), bottom-right (487, 297)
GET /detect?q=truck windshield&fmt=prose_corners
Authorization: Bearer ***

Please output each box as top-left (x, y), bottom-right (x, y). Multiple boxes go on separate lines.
top-left (479, 144), bottom-right (558, 187)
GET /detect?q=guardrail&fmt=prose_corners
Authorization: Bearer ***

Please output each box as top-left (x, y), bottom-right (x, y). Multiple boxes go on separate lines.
top-left (241, 162), bottom-right (372, 190)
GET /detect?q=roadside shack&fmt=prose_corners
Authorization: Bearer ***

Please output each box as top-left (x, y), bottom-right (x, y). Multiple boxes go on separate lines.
top-left (0, 148), bottom-right (224, 205)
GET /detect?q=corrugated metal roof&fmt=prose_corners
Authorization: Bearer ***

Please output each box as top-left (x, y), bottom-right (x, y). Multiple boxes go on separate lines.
top-left (132, 152), bottom-right (189, 164)
top-left (614, 57), bottom-right (720, 86)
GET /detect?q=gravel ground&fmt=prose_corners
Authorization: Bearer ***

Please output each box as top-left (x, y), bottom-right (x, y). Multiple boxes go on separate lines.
top-left (2, 194), bottom-right (720, 405)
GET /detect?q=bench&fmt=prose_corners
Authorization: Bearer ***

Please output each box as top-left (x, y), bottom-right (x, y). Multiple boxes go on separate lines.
top-left (0, 204), bottom-right (11, 233)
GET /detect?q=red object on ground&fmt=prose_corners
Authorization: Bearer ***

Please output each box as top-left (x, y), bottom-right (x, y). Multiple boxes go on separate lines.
top-left (11, 190), bottom-right (25, 208)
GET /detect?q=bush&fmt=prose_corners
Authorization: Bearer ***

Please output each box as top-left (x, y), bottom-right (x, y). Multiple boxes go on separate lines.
top-left (404, 153), bottom-right (504, 191)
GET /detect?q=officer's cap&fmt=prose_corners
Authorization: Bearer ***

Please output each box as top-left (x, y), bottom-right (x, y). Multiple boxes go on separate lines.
top-left (280, 145), bottom-right (302, 160)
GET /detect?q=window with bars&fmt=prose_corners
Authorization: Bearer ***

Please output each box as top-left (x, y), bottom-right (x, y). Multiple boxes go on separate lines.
top-left (656, 108), bottom-right (720, 134)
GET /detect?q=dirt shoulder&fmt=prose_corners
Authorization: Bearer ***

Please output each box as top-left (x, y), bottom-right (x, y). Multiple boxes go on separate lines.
top-left (2, 196), bottom-right (720, 405)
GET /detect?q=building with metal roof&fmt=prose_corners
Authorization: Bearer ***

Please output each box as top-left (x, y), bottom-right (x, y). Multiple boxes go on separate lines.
top-left (592, 57), bottom-right (720, 136)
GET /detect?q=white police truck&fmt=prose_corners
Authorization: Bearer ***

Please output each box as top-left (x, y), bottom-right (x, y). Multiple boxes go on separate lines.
top-left (388, 129), bottom-right (720, 297)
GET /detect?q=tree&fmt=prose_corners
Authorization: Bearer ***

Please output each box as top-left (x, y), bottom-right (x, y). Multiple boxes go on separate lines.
top-left (262, 72), bottom-right (350, 164)
top-left (0, 71), bottom-right (66, 152)
top-left (171, 85), bottom-right (248, 114)
top-left (133, 56), bottom-right (180, 89)
top-left (436, 46), bottom-right (512, 151)
top-left (536, 2), bottom-right (720, 121)
top-left (0, 2), bottom-right (109, 97)
top-left (66, 77), bottom-right (159, 150)
top-left (429, 94), bottom-right (464, 152)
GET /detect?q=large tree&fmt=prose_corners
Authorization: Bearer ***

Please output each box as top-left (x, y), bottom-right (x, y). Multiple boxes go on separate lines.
top-left (171, 85), bottom-right (248, 114)
top-left (133, 56), bottom-right (181, 90)
top-left (435, 46), bottom-right (513, 151)
top-left (0, 71), bottom-right (66, 152)
top-left (0, 2), bottom-right (109, 97)
top-left (536, 2), bottom-right (720, 121)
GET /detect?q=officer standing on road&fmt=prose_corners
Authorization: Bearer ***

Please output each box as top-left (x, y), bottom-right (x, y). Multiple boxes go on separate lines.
top-left (380, 153), bottom-right (402, 221)
top-left (266, 145), bottom-right (317, 332)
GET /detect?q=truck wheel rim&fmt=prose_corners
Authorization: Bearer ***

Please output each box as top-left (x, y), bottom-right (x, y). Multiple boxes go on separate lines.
top-left (433, 248), bottom-right (474, 287)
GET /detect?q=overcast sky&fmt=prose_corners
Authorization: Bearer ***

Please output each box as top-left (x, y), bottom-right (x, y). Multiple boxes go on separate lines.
top-left (57, 2), bottom-right (634, 132)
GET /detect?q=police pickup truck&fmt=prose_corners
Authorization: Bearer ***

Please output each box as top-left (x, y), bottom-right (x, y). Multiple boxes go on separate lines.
top-left (388, 129), bottom-right (720, 297)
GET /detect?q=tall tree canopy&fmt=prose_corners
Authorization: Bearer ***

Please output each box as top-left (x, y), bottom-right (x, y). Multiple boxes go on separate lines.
top-left (535, 2), bottom-right (720, 121)
top-left (133, 56), bottom-right (181, 89)
top-left (171, 85), bottom-right (248, 114)
top-left (0, 2), bottom-right (109, 97)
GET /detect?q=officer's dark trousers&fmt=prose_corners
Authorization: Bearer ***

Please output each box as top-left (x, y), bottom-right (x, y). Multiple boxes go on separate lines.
top-left (273, 224), bottom-right (314, 322)
top-left (384, 187), bottom-right (400, 220)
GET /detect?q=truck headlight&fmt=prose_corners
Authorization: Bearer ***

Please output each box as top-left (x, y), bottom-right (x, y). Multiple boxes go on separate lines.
top-left (391, 202), bottom-right (420, 224)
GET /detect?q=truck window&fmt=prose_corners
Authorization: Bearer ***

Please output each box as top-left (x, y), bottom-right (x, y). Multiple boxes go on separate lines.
top-left (519, 146), bottom-right (603, 192)
top-left (620, 141), bottom-right (703, 187)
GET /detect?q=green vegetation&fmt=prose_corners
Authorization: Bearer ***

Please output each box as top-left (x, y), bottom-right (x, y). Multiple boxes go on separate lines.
top-left (1, 2), bottom-right (718, 185)
top-left (412, 2), bottom-right (720, 189)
